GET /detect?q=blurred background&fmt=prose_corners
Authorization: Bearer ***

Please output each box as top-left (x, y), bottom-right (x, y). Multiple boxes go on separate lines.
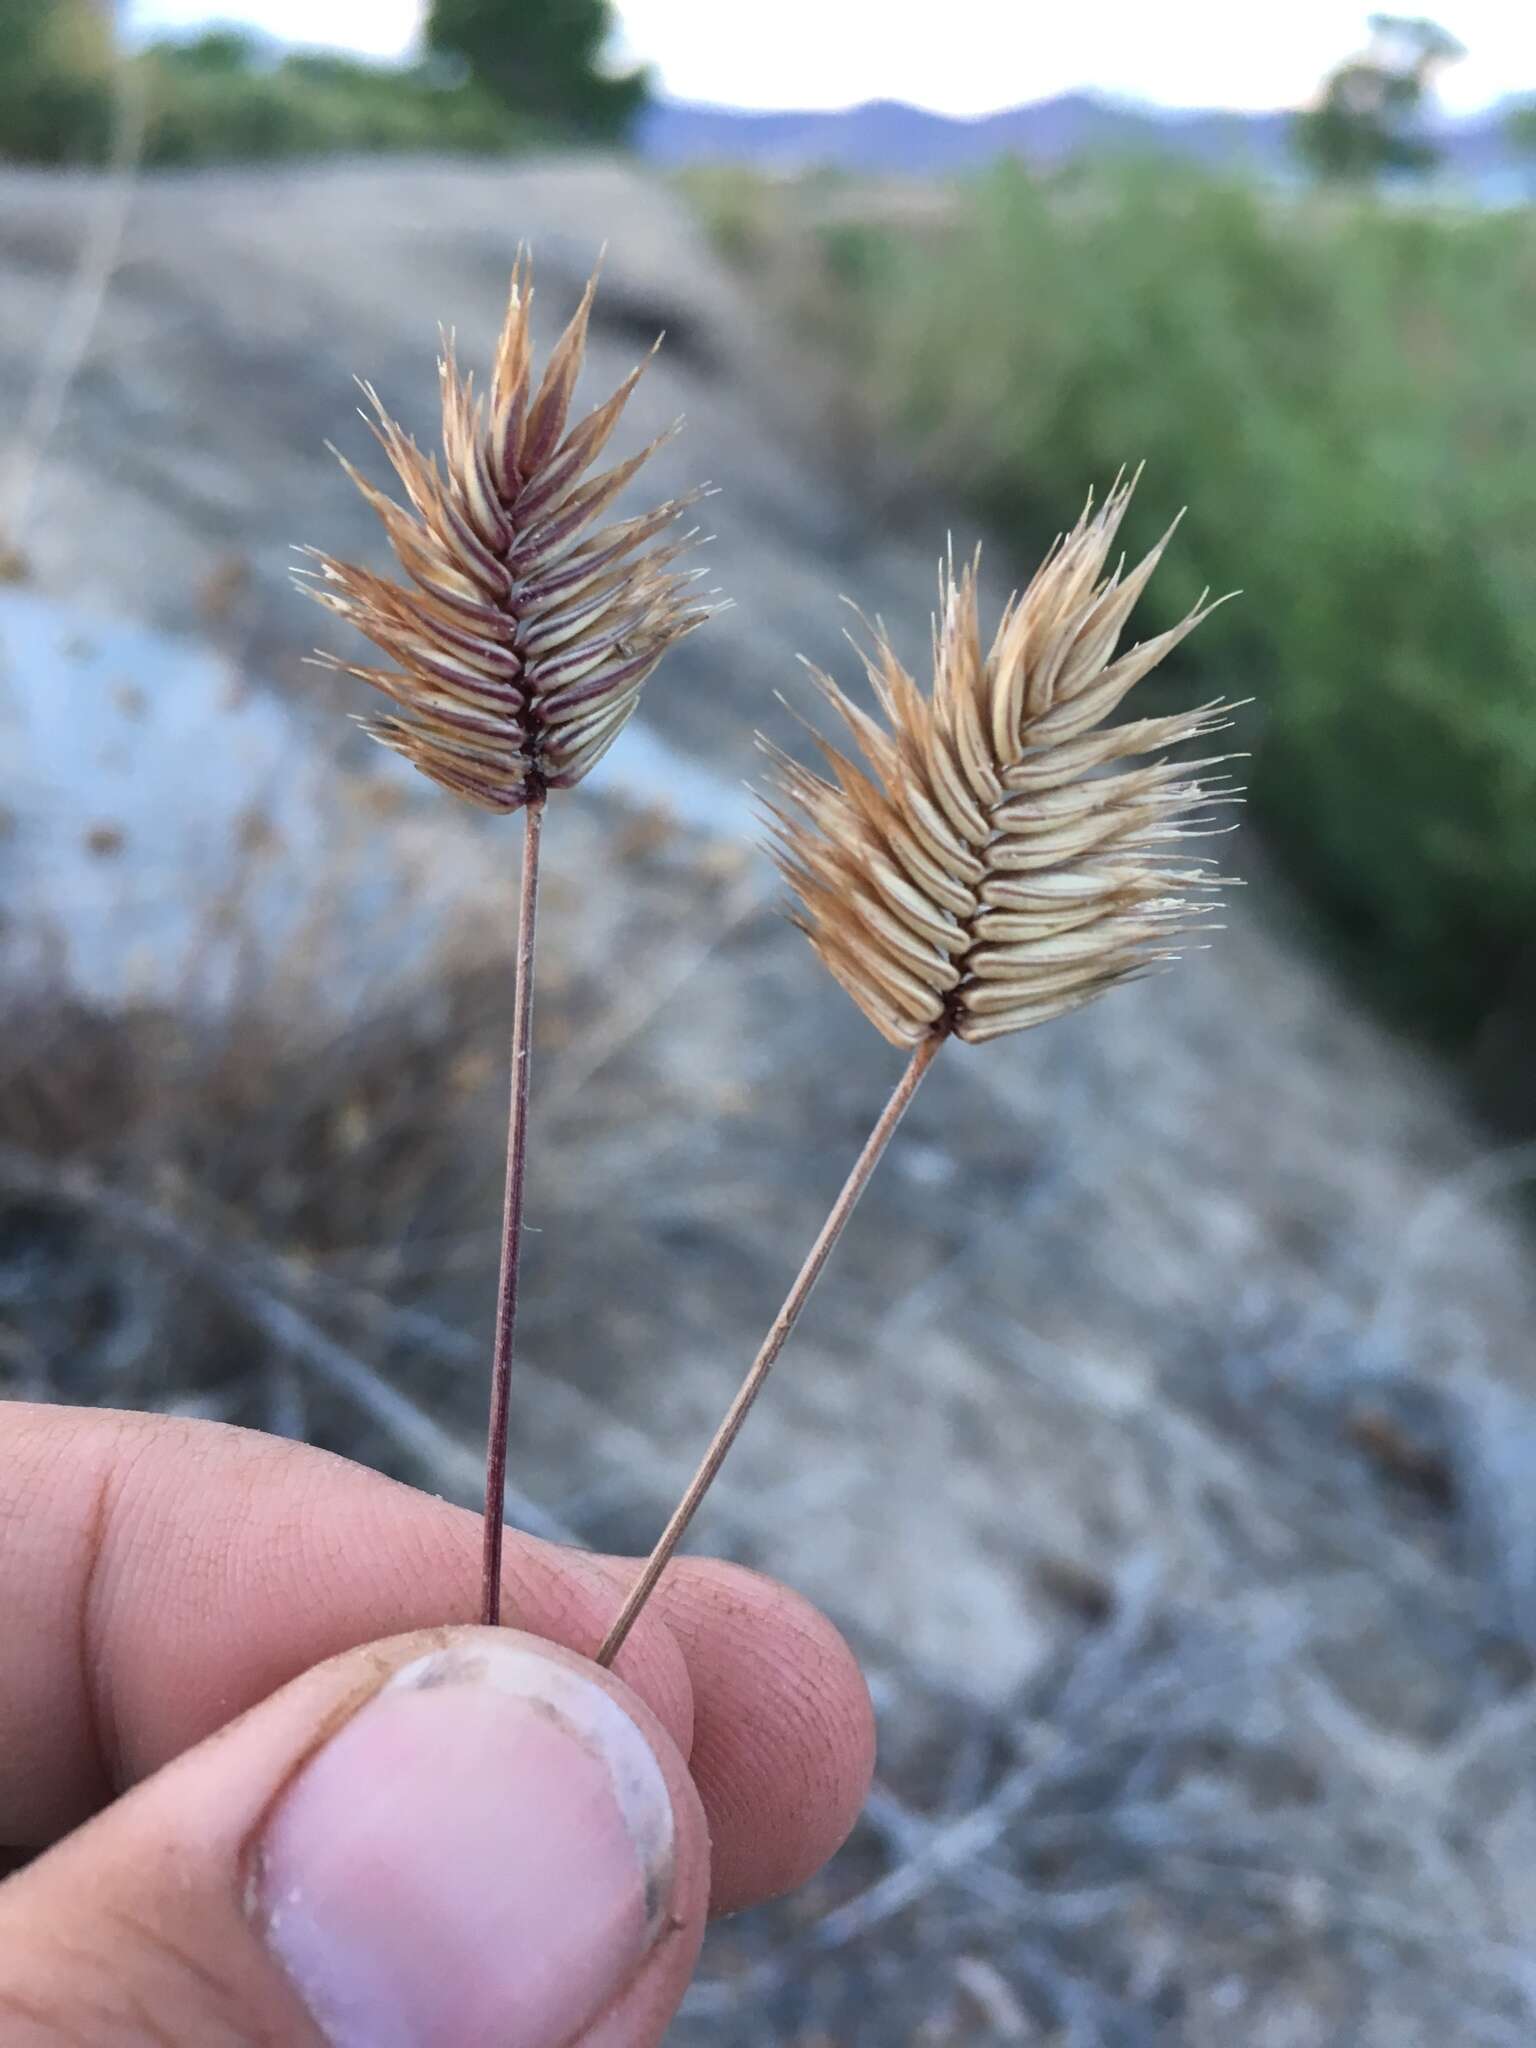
top-left (4, 2), bottom-right (1536, 2041)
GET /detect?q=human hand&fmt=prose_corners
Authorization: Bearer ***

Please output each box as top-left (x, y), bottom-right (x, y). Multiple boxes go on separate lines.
top-left (0, 1404), bottom-right (874, 2045)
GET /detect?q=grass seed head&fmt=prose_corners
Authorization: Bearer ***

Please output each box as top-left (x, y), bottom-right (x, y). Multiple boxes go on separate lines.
top-left (765, 476), bottom-right (1241, 1047)
top-left (300, 255), bottom-right (710, 812)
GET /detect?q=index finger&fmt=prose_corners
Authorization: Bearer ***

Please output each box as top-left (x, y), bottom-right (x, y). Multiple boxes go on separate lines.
top-left (0, 1403), bottom-right (873, 1913)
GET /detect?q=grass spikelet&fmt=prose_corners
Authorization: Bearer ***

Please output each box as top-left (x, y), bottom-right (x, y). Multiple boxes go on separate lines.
top-left (301, 256), bottom-right (711, 1633)
top-left (763, 475), bottom-right (1238, 1049)
top-left (300, 253), bottom-right (709, 811)
top-left (597, 475), bottom-right (1241, 1664)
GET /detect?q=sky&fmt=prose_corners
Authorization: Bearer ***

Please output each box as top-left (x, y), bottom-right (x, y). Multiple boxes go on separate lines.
top-left (125, 2), bottom-right (1536, 118)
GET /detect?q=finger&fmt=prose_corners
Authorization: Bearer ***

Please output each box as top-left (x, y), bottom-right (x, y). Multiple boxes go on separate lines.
top-left (0, 1628), bottom-right (708, 2048)
top-left (640, 1558), bottom-right (877, 1913)
top-left (1, 1405), bottom-right (873, 1912)
top-left (0, 1404), bottom-right (684, 1840)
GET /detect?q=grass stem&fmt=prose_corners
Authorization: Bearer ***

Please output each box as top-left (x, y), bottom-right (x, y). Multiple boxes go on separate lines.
top-left (595, 1031), bottom-right (942, 1665)
top-left (480, 793), bottom-right (545, 1626)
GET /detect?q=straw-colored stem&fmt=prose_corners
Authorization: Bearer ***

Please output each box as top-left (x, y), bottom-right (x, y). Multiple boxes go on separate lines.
top-left (595, 1030), bottom-right (942, 1665)
top-left (480, 794), bottom-right (545, 1627)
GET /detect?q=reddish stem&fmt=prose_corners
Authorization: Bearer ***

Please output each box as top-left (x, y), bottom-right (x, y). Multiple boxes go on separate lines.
top-left (480, 795), bottom-right (545, 1627)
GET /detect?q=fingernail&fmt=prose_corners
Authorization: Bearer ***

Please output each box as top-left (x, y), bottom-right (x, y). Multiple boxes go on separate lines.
top-left (256, 1634), bottom-right (676, 2048)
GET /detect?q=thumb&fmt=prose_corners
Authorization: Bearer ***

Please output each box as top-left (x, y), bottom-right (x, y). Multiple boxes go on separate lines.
top-left (0, 1627), bottom-right (708, 2048)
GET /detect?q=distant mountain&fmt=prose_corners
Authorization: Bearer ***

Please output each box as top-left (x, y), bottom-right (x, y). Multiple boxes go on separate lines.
top-left (638, 91), bottom-right (1526, 198)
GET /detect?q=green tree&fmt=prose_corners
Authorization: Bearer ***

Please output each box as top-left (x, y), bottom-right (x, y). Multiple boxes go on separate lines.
top-left (1293, 14), bottom-right (1465, 183)
top-left (425, 0), bottom-right (647, 141)
top-left (0, 0), bottom-right (116, 163)
top-left (151, 29), bottom-right (268, 75)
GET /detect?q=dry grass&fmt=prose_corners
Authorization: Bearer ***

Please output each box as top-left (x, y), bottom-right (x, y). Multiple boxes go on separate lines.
top-left (296, 254), bottom-right (719, 1623)
top-left (593, 479), bottom-right (1246, 1657)
top-left (0, 980), bottom-right (502, 1429)
top-left (765, 479), bottom-right (1239, 1048)
top-left (301, 256), bottom-right (710, 809)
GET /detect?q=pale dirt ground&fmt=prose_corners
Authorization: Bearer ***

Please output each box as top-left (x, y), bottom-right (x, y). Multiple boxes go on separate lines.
top-left (4, 156), bottom-right (1536, 2045)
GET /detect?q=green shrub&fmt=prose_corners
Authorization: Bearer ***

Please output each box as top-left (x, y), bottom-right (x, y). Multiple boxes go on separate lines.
top-left (138, 45), bottom-right (331, 165)
top-left (0, 21), bottom-right (546, 168)
top-left (784, 159), bottom-right (1536, 1044)
top-left (135, 35), bottom-right (534, 165)
top-left (0, 0), bottom-right (115, 163)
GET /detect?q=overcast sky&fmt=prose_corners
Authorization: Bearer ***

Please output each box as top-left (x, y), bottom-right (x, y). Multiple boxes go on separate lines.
top-left (125, 1), bottom-right (1536, 117)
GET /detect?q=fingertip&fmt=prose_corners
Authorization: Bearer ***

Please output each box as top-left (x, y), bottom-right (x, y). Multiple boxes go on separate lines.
top-left (645, 1558), bottom-right (876, 1912)
top-left (258, 1630), bottom-right (712, 2048)
top-left (0, 1622), bottom-right (713, 2048)
top-left (494, 1543), bottom-right (698, 1763)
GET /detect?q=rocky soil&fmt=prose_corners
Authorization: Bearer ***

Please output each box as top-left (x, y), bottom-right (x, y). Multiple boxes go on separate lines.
top-left (4, 155), bottom-right (1536, 2045)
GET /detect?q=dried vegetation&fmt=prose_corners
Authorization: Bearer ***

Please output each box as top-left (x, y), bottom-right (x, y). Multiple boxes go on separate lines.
top-left (766, 483), bottom-right (1237, 1048)
top-left (302, 258), bottom-right (709, 809)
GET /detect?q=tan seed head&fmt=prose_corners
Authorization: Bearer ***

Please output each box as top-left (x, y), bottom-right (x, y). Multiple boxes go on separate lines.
top-left (299, 255), bottom-right (710, 812)
top-left (763, 477), bottom-right (1240, 1047)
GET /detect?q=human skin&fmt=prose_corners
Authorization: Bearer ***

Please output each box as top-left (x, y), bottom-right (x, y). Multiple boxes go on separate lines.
top-left (0, 1404), bottom-right (876, 2046)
